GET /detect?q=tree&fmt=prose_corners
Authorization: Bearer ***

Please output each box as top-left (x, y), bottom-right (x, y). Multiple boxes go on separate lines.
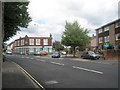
top-left (4, 2), bottom-right (31, 42)
top-left (61, 21), bottom-right (90, 57)
top-left (53, 41), bottom-right (64, 51)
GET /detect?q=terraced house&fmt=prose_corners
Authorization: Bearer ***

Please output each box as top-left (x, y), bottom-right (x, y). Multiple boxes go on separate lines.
top-left (8, 34), bottom-right (53, 55)
top-left (96, 18), bottom-right (120, 50)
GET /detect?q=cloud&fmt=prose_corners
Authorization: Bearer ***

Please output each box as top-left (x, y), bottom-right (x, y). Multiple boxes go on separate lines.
top-left (6, 0), bottom-right (120, 44)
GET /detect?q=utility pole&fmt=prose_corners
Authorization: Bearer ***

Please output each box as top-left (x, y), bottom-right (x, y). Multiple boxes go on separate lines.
top-left (0, 1), bottom-right (3, 89)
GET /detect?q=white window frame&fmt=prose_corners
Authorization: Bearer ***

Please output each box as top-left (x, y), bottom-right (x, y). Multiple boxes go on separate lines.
top-left (29, 39), bottom-right (34, 45)
top-left (36, 48), bottom-right (40, 52)
top-left (43, 39), bottom-right (48, 45)
top-left (99, 37), bottom-right (103, 43)
top-left (15, 41), bottom-right (17, 46)
top-left (116, 33), bottom-right (120, 40)
top-left (36, 39), bottom-right (40, 45)
top-left (104, 26), bottom-right (109, 31)
top-left (21, 39), bottom-right (24, 45)
top-left (104, 36), bottom-right (110, 42)
top-left (98, 28), bottom-right (102, 33)
top-left (18, 40), bottom-right (19, 46)
top-left (115, 21), bottom-right (120, 28)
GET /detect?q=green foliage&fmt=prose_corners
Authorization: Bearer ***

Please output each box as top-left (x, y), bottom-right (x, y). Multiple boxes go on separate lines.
top-left (4, 2), bottom-right (31, 42)
top-left (61, 20), bottom-right (90, 57)
top-left (53, 41), bottom-right (64, 51)
top-left (62, 21), bottom-right (89, 47)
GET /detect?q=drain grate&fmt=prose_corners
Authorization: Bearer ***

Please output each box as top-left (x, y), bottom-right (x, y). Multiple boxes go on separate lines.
top-left (45, 80), bottom-right (59, 85)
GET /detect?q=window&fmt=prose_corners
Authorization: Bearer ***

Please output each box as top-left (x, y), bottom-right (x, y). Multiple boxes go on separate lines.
top-left (29, 48), bottom-right (34, 54)
top-left (115, 21), bottom-right (120, 28)
top-left (104, 26), bottom-right (109, 31)
top-left (104, 36), bottom-right (110, 42)
top-left (36, 39), bottom-right (40, 45)
top-left (29, 39), bottom-right (34, 45)
top-left (99, 37), bottom-right (103, 43)
top-left (18, 40), bottom-right (19, 46)
top-left (43, 39), bottom-right (48, 45)
top-left (116, 33), bottom-right (120, 40)
top-left (15, 41), bottom-right (17, 46)
top-left (36, 48), bottom-right (40, 52)
top-left (98, 28), bottom-right (102, 33)
top-left (21, 39), bottom-right (24, 45)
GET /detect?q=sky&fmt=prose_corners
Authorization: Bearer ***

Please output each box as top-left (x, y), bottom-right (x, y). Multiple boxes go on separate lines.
top-left (6, 0), bottom-right (120, 44)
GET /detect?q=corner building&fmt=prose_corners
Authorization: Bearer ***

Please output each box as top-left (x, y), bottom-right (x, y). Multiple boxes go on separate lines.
top-left (8, 34), bottom-right (53, 55)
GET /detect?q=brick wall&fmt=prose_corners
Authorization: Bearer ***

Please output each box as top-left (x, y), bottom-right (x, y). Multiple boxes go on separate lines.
top-left (104, 50), bottom-right (120, 60)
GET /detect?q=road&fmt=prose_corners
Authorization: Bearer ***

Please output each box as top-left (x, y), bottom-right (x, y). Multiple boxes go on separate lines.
top-left (5, 55), bottom-right (118, 88)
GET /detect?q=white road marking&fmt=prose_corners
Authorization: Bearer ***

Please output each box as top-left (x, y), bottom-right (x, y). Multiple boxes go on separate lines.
top-left (45, 80), bottom-right (59, 85)
top-left (50, 61), bottom-right (64, 66)
top-left (72, 66), bottom-right (103, 74)
top-left (39, 60), bottom-right (46, 62)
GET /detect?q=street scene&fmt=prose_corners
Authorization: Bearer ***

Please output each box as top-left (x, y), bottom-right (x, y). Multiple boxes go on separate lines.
top-left (3, 54), bottom-right (118, 88)
top-left (0, 0), bottom-right (120, 90)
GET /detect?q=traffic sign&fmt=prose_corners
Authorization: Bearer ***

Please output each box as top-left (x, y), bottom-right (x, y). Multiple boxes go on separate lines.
top-left (103, 43), bottom-right (109, 48)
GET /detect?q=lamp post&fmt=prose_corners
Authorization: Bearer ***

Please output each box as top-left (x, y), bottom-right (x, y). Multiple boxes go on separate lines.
top-left (34, 24), bottom-right (39, 36)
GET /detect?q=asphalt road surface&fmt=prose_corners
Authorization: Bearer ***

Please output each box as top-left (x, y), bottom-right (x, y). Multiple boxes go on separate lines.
top-left (5, 54), bottom-right (118, 88)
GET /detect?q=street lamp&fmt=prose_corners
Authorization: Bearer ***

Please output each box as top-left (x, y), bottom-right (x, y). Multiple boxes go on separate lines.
top-left (34, 24), bottom-right (39, 36)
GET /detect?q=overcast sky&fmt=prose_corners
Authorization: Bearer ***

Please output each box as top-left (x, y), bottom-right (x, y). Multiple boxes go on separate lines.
top-left (6, 0), bottom-right (119, 44)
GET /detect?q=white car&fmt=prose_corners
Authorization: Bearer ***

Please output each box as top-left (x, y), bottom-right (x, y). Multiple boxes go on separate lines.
top-left (6, 50), bottom-right (12, 54)
top-left (61, 51), bottom-right (67, 55)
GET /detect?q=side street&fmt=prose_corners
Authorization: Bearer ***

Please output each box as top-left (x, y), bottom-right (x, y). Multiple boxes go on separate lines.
top-left (0, 1), bottom-right (120, 89)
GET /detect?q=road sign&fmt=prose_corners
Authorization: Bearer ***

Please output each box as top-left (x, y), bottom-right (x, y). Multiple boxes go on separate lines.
top-left (103, 43), bottom-right (109, 48)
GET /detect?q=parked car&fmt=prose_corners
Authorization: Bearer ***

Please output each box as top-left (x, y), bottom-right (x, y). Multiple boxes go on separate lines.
top-left (51, 52), bottom-right (60, 58)
top-left (81, 51), bottom-right (101, 60)
top-left (6, 50), bottom-right (12, 55)
top-left (61, 51), bottom-right (67, 55)
top-left (35, 51), bottom-right (48, 56)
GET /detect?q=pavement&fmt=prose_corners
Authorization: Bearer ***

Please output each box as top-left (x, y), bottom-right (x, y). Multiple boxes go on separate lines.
top-left (34, 54), bottom-right (119, 65)
top-left (61, 56), bottom-right (119, 65)
top-left (2, 58), bottom-right (43, 89)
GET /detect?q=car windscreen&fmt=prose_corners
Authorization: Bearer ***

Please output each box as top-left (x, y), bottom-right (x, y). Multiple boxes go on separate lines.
top-left (88, 51), bottom-right (95, 55)
top-left (53, 53), bottom-right (59, 55)
top-left (6, 50), bottom-right (12, 52)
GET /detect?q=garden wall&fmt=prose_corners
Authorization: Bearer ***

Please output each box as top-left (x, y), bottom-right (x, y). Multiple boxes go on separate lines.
top-left (103, 50), bottom-right (120, 60)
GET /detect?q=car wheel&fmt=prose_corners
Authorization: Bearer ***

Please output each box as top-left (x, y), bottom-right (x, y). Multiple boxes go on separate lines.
top-left (81, 56), bottom-right (84, 59)
top-left (94, 57), bottom-right (98, 60)
top-left (90, 57), bottom-right (95, 60)
top-left (97, 57), bottom-right (100, 60)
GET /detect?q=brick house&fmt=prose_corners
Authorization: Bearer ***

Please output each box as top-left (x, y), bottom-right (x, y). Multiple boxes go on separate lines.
top-left (96, 18), bottom-right (120, 50)
top-left (96, 19), bottom-right (120, 60)
top-left (7, 34), bottom-right (53, 55)
top-left (85, 34), bottom-right (97, 51)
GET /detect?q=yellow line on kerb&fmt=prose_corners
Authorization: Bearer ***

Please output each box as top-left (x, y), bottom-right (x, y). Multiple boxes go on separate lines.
top-left (11, 61), bottom-right (46, 90)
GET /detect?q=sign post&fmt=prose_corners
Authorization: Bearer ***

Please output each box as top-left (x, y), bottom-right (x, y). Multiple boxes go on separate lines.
top-left (103, 43), bottom-right (110, 48)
